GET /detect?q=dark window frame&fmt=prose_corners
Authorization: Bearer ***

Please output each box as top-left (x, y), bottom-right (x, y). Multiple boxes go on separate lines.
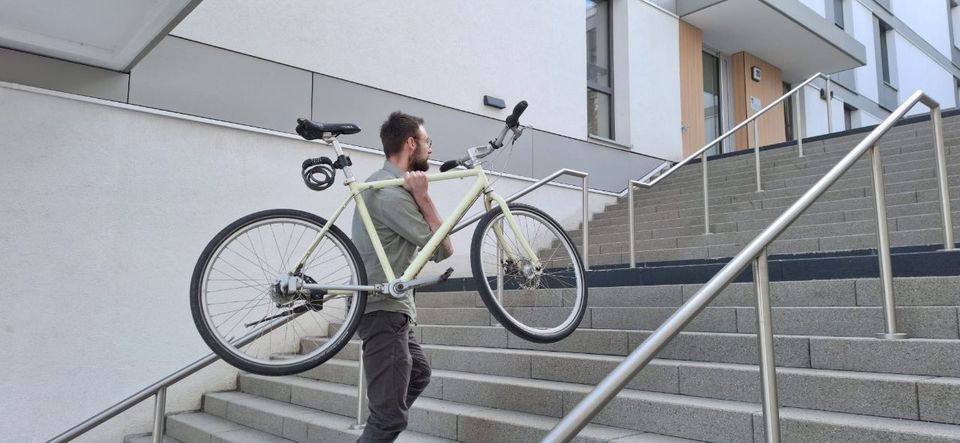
top-left (586, 0), bottom-right (614, 139)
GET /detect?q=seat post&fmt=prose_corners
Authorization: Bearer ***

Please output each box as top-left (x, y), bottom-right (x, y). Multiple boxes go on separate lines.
top-left (327, 137), bottom-right (357, 182)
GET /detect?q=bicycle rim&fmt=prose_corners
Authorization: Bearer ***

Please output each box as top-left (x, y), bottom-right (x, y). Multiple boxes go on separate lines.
top-left (472, 204), bottom-right (586, 342)
top-left (195, 211), bottom-right (364, 373)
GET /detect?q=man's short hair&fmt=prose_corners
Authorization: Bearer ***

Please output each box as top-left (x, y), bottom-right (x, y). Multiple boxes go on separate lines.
top-left (380, 111), bottom-right (425, 157)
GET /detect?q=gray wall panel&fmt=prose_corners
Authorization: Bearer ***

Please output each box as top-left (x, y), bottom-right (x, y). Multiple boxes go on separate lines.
top-left (129, 37), bottom-right (312, 132)
top-left (312, 73), bottom-right (535, 178)
top-left (531, 131), bottom-right (664, 191)
top-left (0, 48), bottom-right (128, 102)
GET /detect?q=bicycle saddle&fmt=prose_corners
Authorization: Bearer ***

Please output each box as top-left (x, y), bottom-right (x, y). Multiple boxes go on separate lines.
top-left (296, 118), bottom-right (361, 140)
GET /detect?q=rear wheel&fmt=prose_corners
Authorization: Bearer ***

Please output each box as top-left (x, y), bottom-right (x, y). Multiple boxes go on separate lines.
top-left (470, 203), bottom-right (587, 343)
top-left (190, 209), bottom-right (366, 376)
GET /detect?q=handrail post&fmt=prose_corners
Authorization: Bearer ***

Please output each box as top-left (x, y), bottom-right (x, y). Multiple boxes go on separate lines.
top-left (754, 121), bottom-right (762, 192)
top-left (796, 91), bottom-right (804, 157)
top-left (930, 106), bottom-right (955, 250)
top-left (628, 182), bottom-right (636, 268)
top-left (151, 387), bottom-right (166, 443)
top-left (582, 174), bottom-right (590, 270)
top-left (825, 76), bottom-right (833, 134)
top-left (753, 249), bottom-right (781, 443)
top-left (702, 153), bottom-right (711, 234)
top-left (349, 340), bottom-right (366, 430)
top-left (869, 143), bottom-right (907, 339)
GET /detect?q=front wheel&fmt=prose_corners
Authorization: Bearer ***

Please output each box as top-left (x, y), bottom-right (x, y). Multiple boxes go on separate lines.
top-left (190, 209), bottom-right (367, 376)
top-left (470, 203), bottom-right (587, 343)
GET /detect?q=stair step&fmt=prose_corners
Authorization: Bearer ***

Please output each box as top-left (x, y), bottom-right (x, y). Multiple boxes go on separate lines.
top-left (124, 434), bottom-right (183, 443)
top-left (200, 391), bottom-right (454, 442)
top-left (207, 387), bottom-right (672, 443)
top-left (237, 371), bottom-right (960, 442)
top-left (415, 306), bottom-right (960, 338)
top-left (166, 411), bottom-right (295, 443)
top-left (298, 352), bottom-right (960, 423)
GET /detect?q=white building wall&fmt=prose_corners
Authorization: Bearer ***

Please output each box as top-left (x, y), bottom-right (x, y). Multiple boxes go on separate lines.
top-left (171, 0), bottom-right (588, 142)
top-left (802, 84), bottom-right (830, 137)
top-left (625, 0), bottom-right (683, 161)
top-left (891, 0), bottom-right (952, 59)
top-left (0, 84), bottom-right (614, 443)
top-left (893, 33), bottom-right (958, 114)
top-left (799, 0), bottom-right (827, 17)
top-left (829, 95), bottom-right (846, 130)
top-left (851, 0), bottom-right (880, 103)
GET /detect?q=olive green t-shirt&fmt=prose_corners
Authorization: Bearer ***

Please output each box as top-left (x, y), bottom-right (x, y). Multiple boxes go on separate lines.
top-left (351, 161), bottom-right (451, 323)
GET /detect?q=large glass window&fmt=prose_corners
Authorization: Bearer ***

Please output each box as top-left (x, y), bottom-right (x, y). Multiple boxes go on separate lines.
top-left (586, 0), bottom-right (613, 139)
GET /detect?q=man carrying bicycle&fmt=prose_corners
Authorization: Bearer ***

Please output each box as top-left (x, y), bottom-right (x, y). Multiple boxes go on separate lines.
top-left (350, 111), bottom-right (454, 442)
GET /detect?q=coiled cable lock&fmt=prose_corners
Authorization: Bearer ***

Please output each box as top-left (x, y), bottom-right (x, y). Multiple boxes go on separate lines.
top-left (301, 154), bottom-right (351, 191)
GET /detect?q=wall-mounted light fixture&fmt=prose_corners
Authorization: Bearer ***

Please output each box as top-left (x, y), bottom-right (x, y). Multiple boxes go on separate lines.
top-left (751, 66), bottom-right (762, 82)
top-left (483, 95), bottom-right (506, 109)
top-left (819, 88), bottom-right (834, 100)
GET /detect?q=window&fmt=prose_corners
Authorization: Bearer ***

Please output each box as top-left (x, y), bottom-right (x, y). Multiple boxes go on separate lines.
top-left (833, 0), bottom-right (845, 29)
top-left (586, 0), bottom-right (613, 139)
top-left (843, 103), bottom-right (856, 130)
top-left (879, 21), bottom-right (893, 84)
top-left (951, 1), bottom-right (960, 50)
top-left (783, 82), bottom-right (795, 141)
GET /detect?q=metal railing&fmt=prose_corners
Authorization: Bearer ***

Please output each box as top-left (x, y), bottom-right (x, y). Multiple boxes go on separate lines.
top-left (49, 168), bottom-right (591, 442)
top-left (627, 72), bottom-right (836, 267)
top-left (48, 314), bottom-right (299, 443)
top-left (544, 91), bottom-right (954, 442)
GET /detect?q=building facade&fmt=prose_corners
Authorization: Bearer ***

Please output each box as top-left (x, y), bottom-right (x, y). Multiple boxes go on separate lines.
top-left (1, 1), bottom-right (959, 441)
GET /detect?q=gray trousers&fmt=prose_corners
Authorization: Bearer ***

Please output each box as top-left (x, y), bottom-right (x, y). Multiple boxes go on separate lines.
top-left (356, 310), bottom-right (431, 443)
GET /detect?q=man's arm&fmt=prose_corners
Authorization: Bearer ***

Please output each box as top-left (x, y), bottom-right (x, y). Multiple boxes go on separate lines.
top-left (403, 171), bottom-right (454, 258)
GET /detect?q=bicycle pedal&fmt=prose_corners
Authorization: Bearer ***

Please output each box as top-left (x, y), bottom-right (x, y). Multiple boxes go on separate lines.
top-left (439, 267), bottom-right (454, 282)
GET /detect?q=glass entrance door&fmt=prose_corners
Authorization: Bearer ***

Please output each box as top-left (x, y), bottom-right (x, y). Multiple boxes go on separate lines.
top-left (703, 51), bottom-right (722, 157)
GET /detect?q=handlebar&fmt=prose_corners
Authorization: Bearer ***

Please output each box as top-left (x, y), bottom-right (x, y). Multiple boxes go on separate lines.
top-left (505, 100), bottom-right (528, 129)
top-left (439, 100), bottom-right (529, 172)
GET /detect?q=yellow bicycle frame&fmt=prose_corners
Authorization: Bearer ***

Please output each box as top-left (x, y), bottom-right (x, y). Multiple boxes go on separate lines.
top-left (294, 157), bottom-right (540, 294)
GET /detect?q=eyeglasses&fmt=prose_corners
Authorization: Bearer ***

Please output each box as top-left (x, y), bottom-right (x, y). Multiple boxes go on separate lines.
top-left (413, 136), bottom-right (433, 148)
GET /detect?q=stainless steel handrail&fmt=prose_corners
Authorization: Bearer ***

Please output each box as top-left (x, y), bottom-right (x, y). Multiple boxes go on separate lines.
top-left (544, 90), bottom-right (953, 442)
top-left (627, 73), bottom-right (831, 263)
top-left (452, 168), bottom-right (590, 269)
top-left (50, 168), bottom-right (591, 443)
top-left (48, 313), bottom-right (303, 443)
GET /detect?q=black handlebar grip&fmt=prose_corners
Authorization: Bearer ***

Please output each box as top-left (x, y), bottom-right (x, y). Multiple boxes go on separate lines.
top-left (505, 100), bottom-right (528, 128)
top-left (439, 159), bottom-right (460, 172)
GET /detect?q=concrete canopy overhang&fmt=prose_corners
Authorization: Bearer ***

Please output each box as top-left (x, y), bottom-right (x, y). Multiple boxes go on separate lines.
top-left (0, 0), bottom-right (202, 72)
top-left (678, 0), bottom-right (867, 83)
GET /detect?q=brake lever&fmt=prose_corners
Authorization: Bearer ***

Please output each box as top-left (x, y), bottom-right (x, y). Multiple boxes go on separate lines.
top-left (510, 125), bottom-right (527, 144)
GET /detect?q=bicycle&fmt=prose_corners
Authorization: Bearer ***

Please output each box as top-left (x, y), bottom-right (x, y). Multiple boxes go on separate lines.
top-left (190, 101), bottom-right (588, 376)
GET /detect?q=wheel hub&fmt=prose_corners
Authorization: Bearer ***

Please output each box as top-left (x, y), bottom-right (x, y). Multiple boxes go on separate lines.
top-left (504, 258), bottom-right (542, 289)
top-left (272, 274), bottom-right (303, 305)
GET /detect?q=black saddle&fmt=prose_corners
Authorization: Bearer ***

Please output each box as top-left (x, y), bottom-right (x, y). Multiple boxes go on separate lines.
top-left (296, 119), bottom-right (361, 140)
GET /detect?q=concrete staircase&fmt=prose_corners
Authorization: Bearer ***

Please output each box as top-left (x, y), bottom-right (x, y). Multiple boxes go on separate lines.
top-left (130, 113), bottom-right (960, 442)
top-left (568, 117), bottom-right (960, 266)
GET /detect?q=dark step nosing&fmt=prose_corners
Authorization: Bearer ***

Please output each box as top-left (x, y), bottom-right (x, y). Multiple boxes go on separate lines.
top-left (424, 246), bottom-right (960, 292)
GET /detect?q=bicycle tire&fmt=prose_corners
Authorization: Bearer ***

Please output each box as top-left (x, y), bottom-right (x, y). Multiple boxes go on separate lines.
top-left (190, 209), bottom-right (367, 376)
top-left (470, 203), bottom-right (587, 343)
